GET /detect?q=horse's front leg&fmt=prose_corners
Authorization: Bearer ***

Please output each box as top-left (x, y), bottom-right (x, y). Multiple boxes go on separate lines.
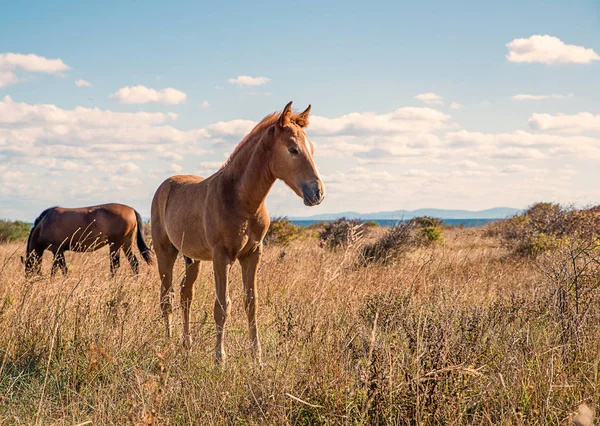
top-left (212, 246), bottom-right (232, 364)
top-left (239, 245), bottom-right (263, 364)
top-left (51, 250), bottom-right (67, 276)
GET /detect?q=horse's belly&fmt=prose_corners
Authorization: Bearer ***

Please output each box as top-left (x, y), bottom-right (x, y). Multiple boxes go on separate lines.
top-left (182, 247), bottom-right (212, 261)
top-left (167, 224), bottom-right (212, 260)
top-left (69, 236), bottom-right (109, 252)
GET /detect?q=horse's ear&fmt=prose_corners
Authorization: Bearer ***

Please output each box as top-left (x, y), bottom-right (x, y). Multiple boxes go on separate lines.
top-left (277, 101), bottom-right (293, 128)
top-left (294, 104), bottom-right (311, 128)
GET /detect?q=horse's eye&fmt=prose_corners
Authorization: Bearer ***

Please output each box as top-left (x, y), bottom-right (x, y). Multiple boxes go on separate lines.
top-left (288, 146), bottom-right (299, 155)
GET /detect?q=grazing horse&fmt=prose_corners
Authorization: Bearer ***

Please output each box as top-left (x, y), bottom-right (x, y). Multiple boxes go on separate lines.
top-left (23, 203), bottom-right (152, 276)
top-left (151, 101), bottom-right (325, 363)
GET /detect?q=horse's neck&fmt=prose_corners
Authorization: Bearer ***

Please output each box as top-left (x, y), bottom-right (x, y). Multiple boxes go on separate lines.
top-left (222, 133), bottom-right (276, 216)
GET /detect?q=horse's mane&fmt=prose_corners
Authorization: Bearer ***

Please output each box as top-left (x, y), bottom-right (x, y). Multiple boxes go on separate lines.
top-left (26, 206), bottom-right (56, 254)
top-left (220, 113), bottom-right (279, 170)
top-left (221, 110), bottom-right (307, 170)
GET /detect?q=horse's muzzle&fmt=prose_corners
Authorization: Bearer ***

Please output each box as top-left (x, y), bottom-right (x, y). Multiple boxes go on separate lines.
top-left (302, 180), bottom-right (325, 206)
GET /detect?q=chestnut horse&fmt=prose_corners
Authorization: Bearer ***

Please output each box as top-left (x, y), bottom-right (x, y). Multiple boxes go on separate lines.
top-left (24, 203), bottom-right (152, 276)
top-left (151, 101), bottom-right (325, 363)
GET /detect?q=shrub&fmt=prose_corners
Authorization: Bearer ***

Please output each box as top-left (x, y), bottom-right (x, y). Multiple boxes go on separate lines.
top-left (0, 220), bottom-right (31, 243)
top-left (265, 217), bottom-right (305, 246)
top-left (359, 223), bottom-right (417, 265)
top-left (491, 202), bottom-right (600, 257)
top-left (410, 216), bottom-right (444, 229)
top-left (318, 218), bottom-right (364, 250)
top-left (419, 226), bottom-right (443, 243)
top-left (363, 221), bottom-right (380, 229)
top-left (408, 217), bottom-right (444, 244)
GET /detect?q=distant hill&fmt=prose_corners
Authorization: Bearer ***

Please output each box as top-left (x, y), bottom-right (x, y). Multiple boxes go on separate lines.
top-left (289, 207), bottom-right (520, 221)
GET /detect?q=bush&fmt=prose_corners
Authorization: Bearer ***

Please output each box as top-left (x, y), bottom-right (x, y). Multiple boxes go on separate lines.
top-left (0, 220), bottom-right (31, 243)
top-left (410, 216), bottom-right (444, 229)
top-left (265, 217), bottom-right (306, 246)
top-left (491, 202), bottom-right (600, 257)
top-left (419, 226), bottom-right (443, 243)
top-left (359, 223), bottom-right (417, 265)
top-left (318, 218), bottom-right (364, 250)
top-left (363, 221), bottom-right (380, 229)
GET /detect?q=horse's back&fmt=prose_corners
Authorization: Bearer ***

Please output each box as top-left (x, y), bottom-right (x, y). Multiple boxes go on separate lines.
top-left (152, 175), bottom-right (207, 218)
top-left (39, 204), bottom-right (137, 250)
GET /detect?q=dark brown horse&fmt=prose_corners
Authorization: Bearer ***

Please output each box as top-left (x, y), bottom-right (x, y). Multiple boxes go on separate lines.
top-left (24, 203), bottom-right (152, 276)
top-left (151, 101), bottom-right (325, 363)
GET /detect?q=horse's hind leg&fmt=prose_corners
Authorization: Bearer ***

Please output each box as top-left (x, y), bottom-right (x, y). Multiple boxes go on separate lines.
top-left (155, 240), bottom-right (178, 338)
top-left (109, 244), bottom-right (120, 276)
top-left (181, 257), bottom-right (200, 349)
top-left (122, 239), bottom-right (139, 275)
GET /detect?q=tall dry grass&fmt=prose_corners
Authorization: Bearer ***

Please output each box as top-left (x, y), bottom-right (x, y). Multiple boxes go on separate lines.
top-left (0, 228), bottom-right (599, 424)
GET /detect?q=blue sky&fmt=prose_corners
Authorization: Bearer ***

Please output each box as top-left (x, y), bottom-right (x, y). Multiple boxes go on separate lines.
top-left (1, 0), bottom-right (600, 220)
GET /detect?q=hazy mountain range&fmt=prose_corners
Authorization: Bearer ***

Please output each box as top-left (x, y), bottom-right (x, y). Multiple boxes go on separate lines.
top-left (290, 207), bottom-right (521, 221)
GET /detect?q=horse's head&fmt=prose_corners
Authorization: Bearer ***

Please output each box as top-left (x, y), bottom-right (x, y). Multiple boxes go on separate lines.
top-left (23, 228), bottom-right (42, 277)
top-left (270, 101), bottom-right (325, 207)
top-left (22, 252), bottom-right (41, 277)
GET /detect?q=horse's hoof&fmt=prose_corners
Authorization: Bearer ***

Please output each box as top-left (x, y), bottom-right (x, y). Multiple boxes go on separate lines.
top-left (214, 348), bottom-right (227, 365)
top-left (182, 336), bottom-right (192, 349)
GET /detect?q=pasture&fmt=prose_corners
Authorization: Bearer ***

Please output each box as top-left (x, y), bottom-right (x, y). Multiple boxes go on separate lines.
top-left (1, 224), bottom-right (599, 424)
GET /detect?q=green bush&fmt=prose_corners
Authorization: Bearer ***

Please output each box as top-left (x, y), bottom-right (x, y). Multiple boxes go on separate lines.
top-left (265, 217), bottom-right (306, 246)
top-left (410, 216), bottom-right (444, 229)
top-left (363, 221), bottom-right (380, 229)
top-left (0, 220), bottom-right (31, 243)
top-left (419, 226), bottom-right (443, 243)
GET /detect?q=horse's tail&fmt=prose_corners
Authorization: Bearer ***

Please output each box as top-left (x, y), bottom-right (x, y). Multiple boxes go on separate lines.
top-left (134, 210), bottom-right (153, 264)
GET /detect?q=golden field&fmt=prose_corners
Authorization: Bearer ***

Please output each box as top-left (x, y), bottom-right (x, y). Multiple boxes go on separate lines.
top-left (1, 226), bottom-right (599, 425)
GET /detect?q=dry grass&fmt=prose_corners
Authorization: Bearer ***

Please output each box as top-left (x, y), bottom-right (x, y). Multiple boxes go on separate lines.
top-left (1, 228), bottom-right (599, 424)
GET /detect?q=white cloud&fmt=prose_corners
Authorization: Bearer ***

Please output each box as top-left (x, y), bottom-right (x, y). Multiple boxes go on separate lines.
top-left (228, 75), bottom-right (271, 87)
top-left (403, 169), bottom-right (432, 177)
top-left (450, 102), bottom-right (463, 110)
top-left (506, 35), bottom-right (600, 64)
top-left (75, 79), bottom-right (92, 88)
top-left (115, 162), bottom-right (140, 174)
top-left (415, 92), bottom-right (444, 105)
top-left (0, 71), bottom-right (19, 88)
top-left (0, 53), bottom-right (70, 73)
top-left (528, 112), bottom-right (600, 133)
top-left (511, 93), bottom-right (573, 100)
top-left (0, 53), bottom-right (70, 88)
top-left (201, 100), bottom-right (210, 109)
top-left (169, 164), bottom-right (182, 173)
top-left (0, 95), bottom-right (174, 127)
top-left (158, 152), bottom-right (183, 161)
top-left (110, 85), bottom-right (188, 104)
top-left (501, 165), bottom-right (549, 175)
top-left (310, 107), bottom-right (451, 136)
top-left (0, 96), bottom-right (211, 167)
top-left (445, 129), bottom-right (600, 160)
top-left (208, 119), bottom-right (256, 139)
